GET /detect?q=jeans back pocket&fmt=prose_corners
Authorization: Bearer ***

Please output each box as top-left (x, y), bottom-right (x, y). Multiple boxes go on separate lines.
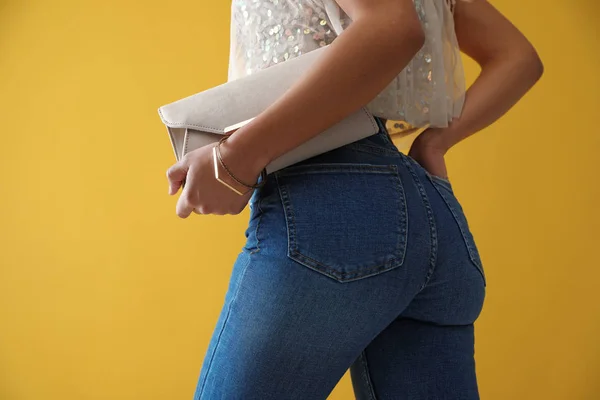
top-left (274, 163), bottom-right (407, 283)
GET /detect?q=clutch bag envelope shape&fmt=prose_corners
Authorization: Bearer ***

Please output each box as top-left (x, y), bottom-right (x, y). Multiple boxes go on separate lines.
top-left (158, 45), bottom-right (379, 175)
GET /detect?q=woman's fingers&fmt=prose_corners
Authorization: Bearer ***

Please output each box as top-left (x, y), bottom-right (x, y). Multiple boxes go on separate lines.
top-left (166, 159), bottom-right (189, 195)
top-left (176, 167), bottom-right (199, 219)
top-left (166, 144), bottom-right (256, 217)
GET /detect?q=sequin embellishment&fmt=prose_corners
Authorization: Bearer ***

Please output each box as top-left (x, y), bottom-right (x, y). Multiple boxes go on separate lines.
top-left (229, 0), bottom-right (465, 128)
top-left (232, 0), bottom-right (338, 75)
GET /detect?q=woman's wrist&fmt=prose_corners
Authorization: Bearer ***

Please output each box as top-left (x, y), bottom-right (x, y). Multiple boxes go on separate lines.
top-left (413, 127), bottom-right (453, 154)
top-left (217, 132), bottom-right (271, 185)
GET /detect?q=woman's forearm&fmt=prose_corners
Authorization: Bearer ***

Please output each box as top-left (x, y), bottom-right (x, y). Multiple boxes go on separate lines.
top-left (423, 48), bottom-right (544, 150)
top-left (418, 0), bottom-right (544, 151)
top-left (220, 1), bottom-right (425, 175)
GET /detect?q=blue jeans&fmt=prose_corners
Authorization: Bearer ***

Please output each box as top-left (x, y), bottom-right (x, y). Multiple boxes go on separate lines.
top-left (193, 117), bottom-right (486, 400)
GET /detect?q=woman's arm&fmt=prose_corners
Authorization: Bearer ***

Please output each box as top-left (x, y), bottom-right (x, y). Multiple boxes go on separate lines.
top-left (219, 0), bottom-right (425, 182)
top-left (412, 0), bottom-right (544, 155)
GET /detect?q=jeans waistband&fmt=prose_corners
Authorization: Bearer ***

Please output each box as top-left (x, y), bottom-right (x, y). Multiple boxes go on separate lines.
top-left (374, 115), bottom-right (386, 132)
top-left (360, 115), bottom-right (398, 152)
top-left (373, 116), bottom-right (395, 144)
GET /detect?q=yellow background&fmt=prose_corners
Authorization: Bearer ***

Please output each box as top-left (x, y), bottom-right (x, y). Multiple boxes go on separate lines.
top-left (1, 1), bottom-right (598, 399)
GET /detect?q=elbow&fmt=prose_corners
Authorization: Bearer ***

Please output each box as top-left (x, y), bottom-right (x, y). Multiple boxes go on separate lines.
top-left (483, 41), bottom-right (544, 86)
top-left (529, 48), bottom-right (544, 82)
top-left (517, 44), bottom-right (544, 86)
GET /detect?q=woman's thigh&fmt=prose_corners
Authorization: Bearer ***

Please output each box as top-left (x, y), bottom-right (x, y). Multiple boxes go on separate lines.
top-left (350, 318), bottom-right (479, 400)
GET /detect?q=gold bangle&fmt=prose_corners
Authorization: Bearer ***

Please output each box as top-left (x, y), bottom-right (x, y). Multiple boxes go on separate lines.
top-left (212, 146), bottom-right (250, 196)
top-left (215, 135), bottom-right (267, 190)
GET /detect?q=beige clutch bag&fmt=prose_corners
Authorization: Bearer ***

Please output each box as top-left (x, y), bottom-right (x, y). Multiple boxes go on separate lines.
top-left (157, 45), bottom-right (379, 175)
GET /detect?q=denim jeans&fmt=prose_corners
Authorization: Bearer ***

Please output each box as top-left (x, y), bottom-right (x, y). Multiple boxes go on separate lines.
top-left (193, 117), bottom-right (486, 400)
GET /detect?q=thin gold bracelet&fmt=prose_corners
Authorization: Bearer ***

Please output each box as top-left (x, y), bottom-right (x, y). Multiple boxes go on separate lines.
top-left (213, 136), bottom-right (267, 196)
top-left (212, 147), bottom-right (249, 196)
top-left (215, 135), bottom-right (267, 189)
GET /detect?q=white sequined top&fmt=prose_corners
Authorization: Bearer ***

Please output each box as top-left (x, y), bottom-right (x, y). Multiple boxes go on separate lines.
top-left (228, 0), bottom-right (466, 128)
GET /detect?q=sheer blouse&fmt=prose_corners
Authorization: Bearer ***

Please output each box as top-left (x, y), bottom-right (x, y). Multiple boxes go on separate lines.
top-left (227, 0), bottom-right (466, 128)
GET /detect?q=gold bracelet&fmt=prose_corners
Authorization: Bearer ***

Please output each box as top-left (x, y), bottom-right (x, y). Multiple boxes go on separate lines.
top-left (216, 135), bottom-right (267, 189)
top-left (212, 135), bottom-right (267, 195)
top-left (212, 147), bottom-right (249, 195)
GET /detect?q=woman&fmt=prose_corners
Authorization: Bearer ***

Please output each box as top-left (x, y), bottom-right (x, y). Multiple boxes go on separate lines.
top-left (166, 0), bottom-right (543, 398)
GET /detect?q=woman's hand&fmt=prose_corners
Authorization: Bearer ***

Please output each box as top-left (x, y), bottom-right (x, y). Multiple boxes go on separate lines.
top-left (408, 128), bottom-right (450, 181)
top-left (165, 142), bottom-right (262, 218)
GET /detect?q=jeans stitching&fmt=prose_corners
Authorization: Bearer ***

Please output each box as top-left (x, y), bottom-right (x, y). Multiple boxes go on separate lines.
top-left (194, 254), bottom-right (253, 399)
top-left (429, 180), bottom-right (486, 286)
top-left (429, 173), bottom-right (453, 189)
top-left (406, 155), bottom-right (452, 188)
top-left (345, 142), bottom-right (402, 158)
top-left (250, 189), bottom-right (264, 255)
top-left (287, 250), bottom-right (400, 282)
top-left (359, 350), bottom-right (378, 400)
top-left (392, 165), bottom-right (409, 269)
top-left (275, 165), bottom-right (407, 283)
top-left (402, 156), bottom-right (438, 292)
top-left (275, 172), bottom-right (296, 257)
top-left (280, 179), bottom-right (404, 282)
top-left (275, 163), bottom-right (398, 176)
